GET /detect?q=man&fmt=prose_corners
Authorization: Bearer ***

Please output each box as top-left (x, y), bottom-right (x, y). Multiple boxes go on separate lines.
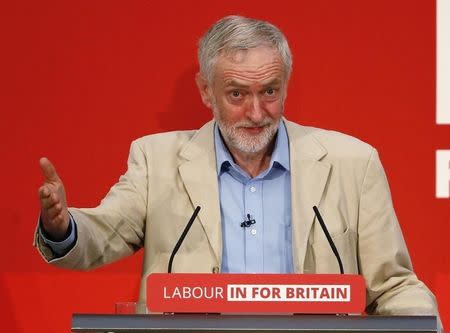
top-left (35, 15), bottom-right (439, 316)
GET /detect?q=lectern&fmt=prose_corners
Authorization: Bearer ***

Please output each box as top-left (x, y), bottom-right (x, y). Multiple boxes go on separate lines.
top-left (72, 274), bottom-right (438, 332)
top-left (72, 313), bottom-right (438, 333)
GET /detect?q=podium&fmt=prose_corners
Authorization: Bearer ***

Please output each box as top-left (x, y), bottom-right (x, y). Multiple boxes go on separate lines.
top-left (72, 274), bottom-right (438, 332)
top-left (71, 314), bottom-right (438, 332)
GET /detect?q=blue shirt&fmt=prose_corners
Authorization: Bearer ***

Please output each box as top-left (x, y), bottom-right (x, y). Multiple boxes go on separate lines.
top-left (215, 122), bottom-right (293, 273)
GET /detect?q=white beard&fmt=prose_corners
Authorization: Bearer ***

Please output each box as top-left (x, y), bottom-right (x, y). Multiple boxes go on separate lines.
top-left (213, 106), bottom-right (279, 154)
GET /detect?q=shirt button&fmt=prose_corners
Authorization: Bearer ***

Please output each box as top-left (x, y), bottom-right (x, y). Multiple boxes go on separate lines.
top-left (250, 186), bottom-right (256, 193)
top-left (251, 229), bottom-right (257, 235)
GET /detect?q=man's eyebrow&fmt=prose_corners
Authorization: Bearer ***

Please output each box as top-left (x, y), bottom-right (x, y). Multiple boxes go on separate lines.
top-left (262, 78), bottom-right (282, 87)
top-left (223, 80), bottom-right (249, 88)
top-left (224, 78), bottom-right (282, 88)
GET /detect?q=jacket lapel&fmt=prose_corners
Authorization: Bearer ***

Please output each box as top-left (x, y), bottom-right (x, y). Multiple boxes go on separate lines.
top-left (285, 120), bottom-right (331, 273)
top-left (178, 120), bottom-right (222, 266)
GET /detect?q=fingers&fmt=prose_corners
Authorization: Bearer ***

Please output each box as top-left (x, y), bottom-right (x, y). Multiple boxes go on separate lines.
top-left (38, 184), bottom-right (57, 205)
top-left (38, 185), bottom-right (50, 198)
top-left (39, 157), bottom-right (60, 182)
top-left (40, 207), bottom-right (69, 241)
top-left (39, 188), bottom-right (58, 209)
top-left (46, 202), bottom-right (64, 220)
top-left (39, 187), bottom-right (69, 239)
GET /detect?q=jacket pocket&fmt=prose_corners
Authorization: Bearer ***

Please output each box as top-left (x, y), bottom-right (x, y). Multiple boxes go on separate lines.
top-left (308, 228), bottom-right (358, 274)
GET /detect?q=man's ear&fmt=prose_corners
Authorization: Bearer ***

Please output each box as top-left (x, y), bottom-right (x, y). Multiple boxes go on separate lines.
top-left (195, 72), bottom-right (213, 109)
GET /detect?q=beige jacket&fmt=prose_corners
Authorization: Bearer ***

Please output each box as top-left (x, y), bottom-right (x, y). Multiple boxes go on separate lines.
top-left (34, 119), bottom-right (438, 315)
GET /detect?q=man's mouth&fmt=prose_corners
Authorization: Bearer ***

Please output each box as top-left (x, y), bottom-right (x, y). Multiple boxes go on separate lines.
top-left (240, 124), bottom-right (268, 135)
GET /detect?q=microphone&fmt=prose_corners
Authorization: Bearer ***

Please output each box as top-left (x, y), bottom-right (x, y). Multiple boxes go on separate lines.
top-left (168, 206), bottom-right (201, 273)
top-left (312, 206), bottom-right (344, 274)
top-left (240, 214), bottom-right (256, 228)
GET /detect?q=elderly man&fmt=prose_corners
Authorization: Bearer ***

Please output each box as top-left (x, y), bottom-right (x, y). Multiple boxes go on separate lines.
top-left (35, 15), bottom-right (439, 317)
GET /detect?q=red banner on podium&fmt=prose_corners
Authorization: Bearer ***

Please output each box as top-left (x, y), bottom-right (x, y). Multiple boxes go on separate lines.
top-left (147, 274), bottom-right (366, 314)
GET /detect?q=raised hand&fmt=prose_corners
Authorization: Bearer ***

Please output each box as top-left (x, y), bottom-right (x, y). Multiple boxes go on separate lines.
top-left (38, 157), bottom-right (70, 241)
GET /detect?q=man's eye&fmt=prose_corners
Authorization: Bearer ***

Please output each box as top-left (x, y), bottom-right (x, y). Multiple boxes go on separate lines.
top-left (266, 88), bottom-right (275, 95)
top-left (231, 91), bottom-right (241, 98)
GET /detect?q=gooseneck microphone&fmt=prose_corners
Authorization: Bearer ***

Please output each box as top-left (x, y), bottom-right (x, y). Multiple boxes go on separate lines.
top-left (312, 206), bottom-right (344, 274)
top-left (168, 206), bottom-right (201, 273)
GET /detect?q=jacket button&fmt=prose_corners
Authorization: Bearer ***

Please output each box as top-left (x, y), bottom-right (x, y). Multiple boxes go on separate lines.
top-left (212, 266), bottom-right (220, 274)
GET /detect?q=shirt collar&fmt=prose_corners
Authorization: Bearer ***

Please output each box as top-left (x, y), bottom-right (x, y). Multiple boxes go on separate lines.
top-left (214, 121), bottom-right (290, 177)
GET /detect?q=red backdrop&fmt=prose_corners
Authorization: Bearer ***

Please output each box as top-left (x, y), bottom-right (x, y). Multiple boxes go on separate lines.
top-left (0, 1), bottom-right (448, 332)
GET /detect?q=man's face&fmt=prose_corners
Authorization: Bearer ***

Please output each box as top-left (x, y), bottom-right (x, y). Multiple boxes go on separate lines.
top-left (199, 46), bottom-right (288, 154)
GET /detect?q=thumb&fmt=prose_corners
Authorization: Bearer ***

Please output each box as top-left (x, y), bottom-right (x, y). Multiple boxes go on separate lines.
top-left (39, 157), bottom-right (60, 182)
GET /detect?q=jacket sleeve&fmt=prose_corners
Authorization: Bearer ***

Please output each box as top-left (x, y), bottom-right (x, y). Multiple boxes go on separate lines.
top-left (358, 148), bottom-right (439, 316)
top-left (34, 139), bottom-right (148, 270)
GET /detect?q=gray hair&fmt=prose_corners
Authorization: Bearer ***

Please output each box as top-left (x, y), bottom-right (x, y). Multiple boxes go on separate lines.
top-left (198, 15), bottom-right (293, 83)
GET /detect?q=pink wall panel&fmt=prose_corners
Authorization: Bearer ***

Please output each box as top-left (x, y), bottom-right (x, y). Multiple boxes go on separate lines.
top-left (0, 1), bottom-right (448, 332)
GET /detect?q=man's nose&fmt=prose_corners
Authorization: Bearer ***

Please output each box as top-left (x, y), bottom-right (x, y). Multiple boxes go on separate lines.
top-left (246, 96), bottom-right (265, 123)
